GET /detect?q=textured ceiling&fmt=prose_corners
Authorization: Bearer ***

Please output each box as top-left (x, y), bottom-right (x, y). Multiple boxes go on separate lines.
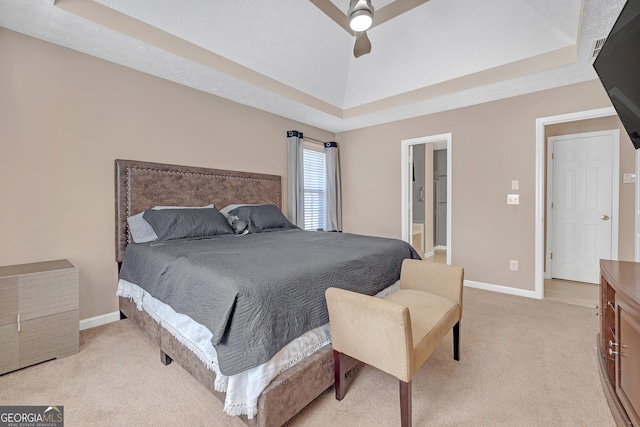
top-left (0, 0), bottom-right (628, 132)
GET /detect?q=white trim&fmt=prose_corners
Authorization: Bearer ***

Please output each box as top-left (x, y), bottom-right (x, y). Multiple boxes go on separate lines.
top-left (535, 107), bottom-right (617, 299)
top-left (545, 137), bottom-right (553, 280)
top-left (611, 132), bottom-right (620, 261)
top-left (302, 139), bottom-right (324, 152)
top-left (434, 245), bottom-right (447, 251)
top-left (79, 311), bottom-right (121, 331)
top-left (407, 145), bottom-right (414, 242)
top-left (464, 280), bottom-right (537, 299)
top-left (423, 250), bottom-right (435, 259)
top-left (545, 129), bottom-right (620, 281)
top-left (401, 133), bottom-right (452, 265)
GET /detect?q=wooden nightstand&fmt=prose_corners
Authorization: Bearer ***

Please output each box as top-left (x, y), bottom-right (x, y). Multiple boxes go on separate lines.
top-left (0, 259), bottom-right (79, 375)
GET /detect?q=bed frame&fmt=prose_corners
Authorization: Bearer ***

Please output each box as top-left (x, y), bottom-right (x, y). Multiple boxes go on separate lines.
top-left (114, 159), bottom-right (354, 427)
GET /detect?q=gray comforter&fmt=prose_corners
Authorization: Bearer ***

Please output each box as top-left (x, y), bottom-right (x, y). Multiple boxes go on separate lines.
top-left (119, 229), bottom-right (420, 375)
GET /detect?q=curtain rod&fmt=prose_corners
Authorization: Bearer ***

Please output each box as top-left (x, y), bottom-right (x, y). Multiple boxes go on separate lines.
top-left (303, 135), bottom-right (331, 144)
top-left (288, 130), bottom-right (335, 145)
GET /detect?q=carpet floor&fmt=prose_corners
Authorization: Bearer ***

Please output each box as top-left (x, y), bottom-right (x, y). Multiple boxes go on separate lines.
top-left (0, 287), bottom-right (615, 426)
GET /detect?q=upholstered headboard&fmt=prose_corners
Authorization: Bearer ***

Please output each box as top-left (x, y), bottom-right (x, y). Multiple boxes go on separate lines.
top-left (114, 159), bottom-right (282, 262)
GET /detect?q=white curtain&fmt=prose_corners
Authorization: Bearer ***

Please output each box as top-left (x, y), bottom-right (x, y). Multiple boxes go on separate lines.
top-left (324, 142), bottom-right (342, 231)
top-left (287, 130), bottom-right (305, 226)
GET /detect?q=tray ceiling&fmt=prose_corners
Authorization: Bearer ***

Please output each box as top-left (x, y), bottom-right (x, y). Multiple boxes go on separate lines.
top-left (0, 0), bottom-right (627, 132)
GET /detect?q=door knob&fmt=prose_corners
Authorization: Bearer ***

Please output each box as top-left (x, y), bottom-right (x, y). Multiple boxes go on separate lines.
top-left (602, 215), bottom-right (610, 220)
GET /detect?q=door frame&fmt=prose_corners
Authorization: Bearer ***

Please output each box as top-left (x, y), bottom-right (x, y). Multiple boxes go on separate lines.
top-left (535, 107), bottom-right (618, 299)
top-left (545, 129), bottom-right (620, 281)
top-left (401, 133), bottom-right (452, 265)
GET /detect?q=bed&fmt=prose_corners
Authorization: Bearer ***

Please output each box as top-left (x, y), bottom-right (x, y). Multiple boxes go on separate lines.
top-left (114, 159), bottom-right (420, 426)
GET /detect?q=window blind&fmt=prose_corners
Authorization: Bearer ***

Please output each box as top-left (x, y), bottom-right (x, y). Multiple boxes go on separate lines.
top-left (303, 149), bottom-right (326, 231)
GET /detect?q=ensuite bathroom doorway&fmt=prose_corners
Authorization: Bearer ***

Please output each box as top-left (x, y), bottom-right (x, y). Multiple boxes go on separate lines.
top-left (401, 134), bottom-right (452, 264)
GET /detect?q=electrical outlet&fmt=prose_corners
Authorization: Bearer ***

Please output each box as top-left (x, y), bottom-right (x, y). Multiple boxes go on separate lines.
top-left (510, 260), bottom-right (518, 271)
top-left (507, 194), bottom-right (519, 205)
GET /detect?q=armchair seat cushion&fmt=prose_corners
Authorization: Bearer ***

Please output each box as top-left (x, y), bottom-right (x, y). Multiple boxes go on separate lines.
top-left (384, 289), bottom-right (460, 375)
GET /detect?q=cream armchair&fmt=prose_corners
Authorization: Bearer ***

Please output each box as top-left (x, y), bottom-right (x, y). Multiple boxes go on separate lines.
top-left (325, 259), bottom-right (464, 427)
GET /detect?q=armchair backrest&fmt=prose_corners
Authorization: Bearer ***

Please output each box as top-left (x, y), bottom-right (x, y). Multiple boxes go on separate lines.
top-left (400, 259), bottom-right (464, 314)
top-left (325, 287), bottom-right (414, 381)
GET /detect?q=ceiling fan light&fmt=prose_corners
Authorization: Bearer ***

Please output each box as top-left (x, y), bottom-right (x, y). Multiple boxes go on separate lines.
top-left (349, 9), bottom-right (373, 32)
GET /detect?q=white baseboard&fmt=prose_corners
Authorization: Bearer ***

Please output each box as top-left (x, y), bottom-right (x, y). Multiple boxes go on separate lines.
top-left (79, 311), bottom-right (121, 331)
top-left (464, 280), bottom-right (539, 299)
top-left (423, 250), bottom-right (435, 259)
top-left (434, 245), bottom-right (447, 251)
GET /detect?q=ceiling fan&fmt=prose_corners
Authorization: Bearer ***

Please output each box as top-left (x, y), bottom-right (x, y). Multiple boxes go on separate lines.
top-left (348, 0), bottom-right (374, 58)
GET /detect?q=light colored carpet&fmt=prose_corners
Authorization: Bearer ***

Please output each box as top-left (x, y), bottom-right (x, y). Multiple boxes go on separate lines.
top-left (0, 287), bottom-right (615, 426)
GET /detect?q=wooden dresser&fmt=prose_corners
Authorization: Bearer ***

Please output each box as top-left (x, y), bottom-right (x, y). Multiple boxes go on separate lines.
top-left (599, 259), bottom-right (640, 426)
top-left (0, 259), bottom-right (79, 375)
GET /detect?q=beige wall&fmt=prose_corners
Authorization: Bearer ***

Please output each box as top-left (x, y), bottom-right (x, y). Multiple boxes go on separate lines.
top-left (0, 29), bottom-right (334, 321)
top-left (3, 27), bottom-right (636, 320)
top-left (338, 81), bottom-right (633, 292)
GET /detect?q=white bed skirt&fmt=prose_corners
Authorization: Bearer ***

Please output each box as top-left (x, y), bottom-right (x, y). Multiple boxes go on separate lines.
top-left (116, 279), bottom-right (399, 418)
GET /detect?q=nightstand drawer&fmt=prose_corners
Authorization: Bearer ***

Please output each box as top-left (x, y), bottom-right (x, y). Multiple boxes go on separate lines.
top-left (0, 323), bottom-right (19, 374)
top-left (0, 276), bottom-right (18, 327)
top-left (0, 260), bottom-right (79, 375)
top-left (19, 310), bottom-right (79, 368)
top-left (18, 266), bottom-right (78, 321)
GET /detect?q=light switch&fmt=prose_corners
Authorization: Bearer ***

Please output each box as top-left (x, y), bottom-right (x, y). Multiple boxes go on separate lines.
top-left (507, 194), bottom-right (520, 205)
top-left (511, 180), bottom-right (519, 190)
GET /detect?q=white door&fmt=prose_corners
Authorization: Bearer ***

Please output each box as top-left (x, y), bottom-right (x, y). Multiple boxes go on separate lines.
top-left (549, 131), bottom-right (617, 284)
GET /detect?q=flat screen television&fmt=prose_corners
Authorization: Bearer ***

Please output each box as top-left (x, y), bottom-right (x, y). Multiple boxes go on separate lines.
top-left (593, 0), bottom-right (640, 149)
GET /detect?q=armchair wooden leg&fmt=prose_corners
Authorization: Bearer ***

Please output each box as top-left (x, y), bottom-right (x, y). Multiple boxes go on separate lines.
top-left (400, 380), bottom-right (412, 427)
top-left (453, 321), bottom-right (460, 361)
top-left (334, 350), bottom-right (346, 400)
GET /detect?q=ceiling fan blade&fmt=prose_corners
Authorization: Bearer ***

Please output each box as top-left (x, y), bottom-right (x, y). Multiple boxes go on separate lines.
top-left (354, 31), bottom-right (372, 58)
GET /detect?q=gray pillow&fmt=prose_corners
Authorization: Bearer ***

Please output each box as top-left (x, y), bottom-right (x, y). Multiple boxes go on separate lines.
top-left (127, 212), bottom-right (159, 243)
top-left (228, 204), bottom-right (299, 233)
top-left (142, 207), bottom-right (235, 241)
top-left (128, 204), bottom-right (215, 243)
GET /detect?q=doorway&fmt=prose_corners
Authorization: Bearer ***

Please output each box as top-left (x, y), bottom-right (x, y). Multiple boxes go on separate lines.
top-left (410, 144), bottom-right (428, 258)
top-left (534, 107), bottom-right (620, 299)
top-left (546, 130), bottom-right (619, 285)
top-left (434, 147), bottom-right (448, 249)
top-left (401, 133), bottom-right (452, 265)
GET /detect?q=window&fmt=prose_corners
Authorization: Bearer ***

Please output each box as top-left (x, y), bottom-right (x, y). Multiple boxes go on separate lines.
top-left (303, 146), bottom-right (326, 231)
